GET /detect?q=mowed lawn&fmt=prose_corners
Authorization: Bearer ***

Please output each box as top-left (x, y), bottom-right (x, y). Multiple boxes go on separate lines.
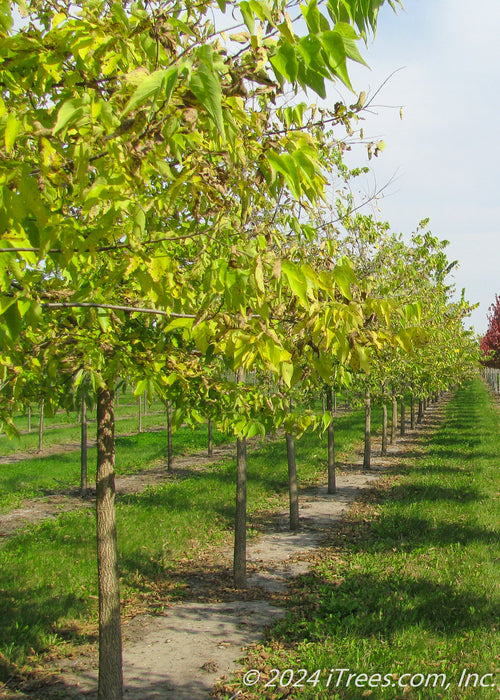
top-left (225, 377), bottom-right (500, 700)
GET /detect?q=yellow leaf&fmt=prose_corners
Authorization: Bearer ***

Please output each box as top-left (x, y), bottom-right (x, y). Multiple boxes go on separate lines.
top-left (52, 12), bottom-right (66, 28)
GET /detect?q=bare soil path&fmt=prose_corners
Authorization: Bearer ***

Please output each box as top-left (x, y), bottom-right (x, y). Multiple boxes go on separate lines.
top-left (0, 399), bottom-right (449, 700)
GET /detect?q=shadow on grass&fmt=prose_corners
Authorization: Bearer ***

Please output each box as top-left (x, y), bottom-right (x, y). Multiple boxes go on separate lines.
top-left (292, 569), bottom-right (500, 641)
top-left (386, 484), bottom-right (481, 504)
top-left (0, 586), bottom-right (95, 679)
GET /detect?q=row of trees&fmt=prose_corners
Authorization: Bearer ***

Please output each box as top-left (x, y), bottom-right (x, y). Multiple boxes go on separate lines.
top-left (0, 0), bottom-right (478, 698)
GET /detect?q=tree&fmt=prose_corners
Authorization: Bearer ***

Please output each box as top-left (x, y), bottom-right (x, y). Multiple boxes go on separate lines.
top-left (481, 295), bottom-right (500, 368)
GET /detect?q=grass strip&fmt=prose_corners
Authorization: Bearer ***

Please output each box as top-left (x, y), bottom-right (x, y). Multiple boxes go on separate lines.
top-left (223, 378), bottom-right (500, 699)
top-left (0, 423), bottom-right (232, 513)
top-left (0, 399), bottom-right (170, 457)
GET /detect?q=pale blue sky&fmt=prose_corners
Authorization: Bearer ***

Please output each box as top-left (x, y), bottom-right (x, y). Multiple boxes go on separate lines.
top-left (328, 0), bottom-right (499, 334)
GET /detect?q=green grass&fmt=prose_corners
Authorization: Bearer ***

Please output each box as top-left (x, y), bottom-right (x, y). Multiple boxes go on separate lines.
top-left (0, 398), bottom-right (169, 457)
top-left (0, 402), bottom-right (379, 685)
top-left (0, 422), bottom-right (232, 513)
top-left (227, 377), bottom-right (500, 699)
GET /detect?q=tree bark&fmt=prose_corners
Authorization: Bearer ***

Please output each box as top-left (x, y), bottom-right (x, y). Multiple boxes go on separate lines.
top-left (208, 418), bottom-right (213, 457)
top-left (27, 405), bottom-right (31, 434)
top-left (363, 388), bottom-right (371, 469)
top-left (96, 386), bottom-right (123, 700)
top-left (286, 433), bottom-right (299, 530)
top-left (381, 403), bottom-right (388, 456)
top-left (390, 396), bottom-right (397, 444)
top-left (138, 395), bottom-right (143, 433)
top-left (166, 402), bottom-right (173, 472)
top-left (233, 435), bottom-right (247, 587)
top-left (38, 398), bottom-right (44, 453)
top-left (326, 387), bottom-right (336, 493)
top-left (410, 394), bottom-right (415, 430)
top-left (400, 397), bottom-right (405, 436)
top-left (417, 399), bottom-right (424, 424)
top-left (81, 393), bottom-right (88, 498)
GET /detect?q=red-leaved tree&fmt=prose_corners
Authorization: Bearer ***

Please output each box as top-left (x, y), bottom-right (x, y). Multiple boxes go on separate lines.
top-left (480, 295), bottom-right (500, 367)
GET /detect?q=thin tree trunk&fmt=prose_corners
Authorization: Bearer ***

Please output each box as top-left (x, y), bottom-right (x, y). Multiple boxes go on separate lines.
top-left (166, 402), bottom-right (173, 472)
top-left (233, 434), bottom-right (247, 587)
top-left (381, 403), bottom-right (388, 456)
top-left (390, 397), bottom-right (397, 444)
top-left (27, 405), bottom-right (31, 434)
top-left (81, 393), bottom-right (88, 497)
top-left (400, 397), bottom-right (405, 436)
top-left (410, 394), bottom-right (415, 429)
top-left (208, 418), bottom-right (213, 457)
top-left (363, 388), bottom-right (371, 469)
top-left (138, 395), bottom-right (143, 433)
top-left (326, 387), bottom-right (336, 493)
top-left (96, 386), bottom-right (123, 700)
top-left (286, 433), bottom-right (299, 530)
top-left (417, 399), bottom-right (424, 424)
top-left (38, 398), bottom-right (44, 453)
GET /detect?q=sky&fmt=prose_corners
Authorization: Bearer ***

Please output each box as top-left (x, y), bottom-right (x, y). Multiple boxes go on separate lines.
top-left (326, 0), bottom-right (499, 334)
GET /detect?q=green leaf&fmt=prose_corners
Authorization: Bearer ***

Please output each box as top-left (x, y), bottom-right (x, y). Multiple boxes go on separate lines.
top-left (134, 379), bottom-right (148, 396)
top-left (280, 361), bottom-right (294, 387)
top-left (355, 345), bottom-right (370, 373)
top-left (249, 0), bottom-right (273, 23)
top-left (190, 54), bottom-right (224, 138)
top-left (165, 317), bottom-right (195, 332)
top-left (122, 67), bottom-right (178, 116)
top-left (318, 30), bottom-right (352, 88)
top-left (2, 302), bottom-right (22, 341)
top-left (239, 1), bottom-right (255, 33)
top-left (4, 113), bottom-right (20, 153)
top-left (266, 151), bottom-right (301, 198)
top-left (270, 44), bottom-right (299, 83)
top-left (53, 96), bottom-right (91, 135)
top-left (301, 0), bottom-right (330, 34)
top-left (281, 260), bottom-right (308, 305)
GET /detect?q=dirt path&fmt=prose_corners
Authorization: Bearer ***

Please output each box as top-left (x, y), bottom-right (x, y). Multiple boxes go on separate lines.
top-left (0, 399), bottom-right (449, 699)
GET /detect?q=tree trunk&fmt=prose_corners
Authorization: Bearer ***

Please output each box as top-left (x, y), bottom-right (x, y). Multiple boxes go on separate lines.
top-left (390, 396), bottom-right (397, 444)
top-left (381, 403), bottom-right (388, 456)
top-left (208, 418), bottom-right (213, 457)
top-left (417, 399), bottom-right (424, 424)
top-left (138, 395), bottom-right (142, 434)
top-left (27, 405), bottom-right (31, 434)
top-left (363, 388), bottom-right (371, 469)
top-left (81, 393), bottom-right (88, 498)
top-left (326, 387), bottom-right (336, 493)
top-left (286, 433), bottom-right (299, 530)
top-left (233, 435), bottom-right (247, 587)
top-left (96, 386), bottom-right (123, 700)
top-left (410, 394), bottom-right (415, 429)
top-left (166, 402), bottom-right (173, 472)
top-left (400, 397), bottom-right (405, 436)
top-left (38, 398), bottom-right (44, 453)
